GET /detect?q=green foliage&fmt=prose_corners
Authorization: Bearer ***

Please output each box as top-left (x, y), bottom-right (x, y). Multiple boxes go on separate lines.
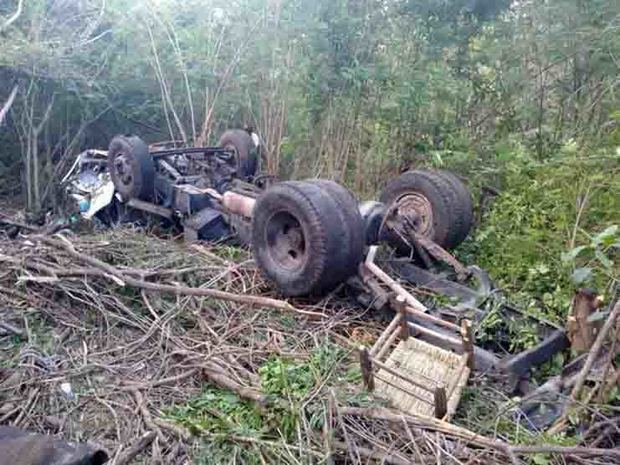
top-left (259, 357), bottom-right (315, 399)
top-left (167, 387), bottom-right (265, 465)
top-left (258, 344), bottom-right (345, 438)
top-left (166, 343), bottom-right (350, 462)
top-left (562, 225), bottom-right (620, 285)
top-left (466, 147), bottom-right (619, 322)
top-left (476, 303), bottom-right (542, 352)
top-left (259, 343), bottom-right (344, 397)
top-left (1, 0), bottom-right (618, 206)
top-left (168, 387), bottom-right (263, 436)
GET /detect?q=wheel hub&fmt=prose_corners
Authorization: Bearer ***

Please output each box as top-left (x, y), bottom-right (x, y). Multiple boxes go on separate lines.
top-left (266, 211), bottom-right (307, 270)
top-left (113, 153), bottom-right (133, 186)
top-left (395, 192), bottom-right (434, 238)
top-left (224, 144), bottom-right (239, 168)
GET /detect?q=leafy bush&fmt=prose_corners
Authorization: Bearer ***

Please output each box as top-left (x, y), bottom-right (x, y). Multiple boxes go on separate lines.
top-left (465, 145), bottom-right (619, 323)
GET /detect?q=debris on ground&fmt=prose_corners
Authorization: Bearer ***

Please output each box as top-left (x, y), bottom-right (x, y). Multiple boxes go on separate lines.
top-left (0, 228), bottom-right (618, 464)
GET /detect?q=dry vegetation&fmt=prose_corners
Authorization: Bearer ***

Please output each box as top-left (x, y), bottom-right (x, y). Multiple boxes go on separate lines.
top-left (0, 227), bottom-right (617, 464)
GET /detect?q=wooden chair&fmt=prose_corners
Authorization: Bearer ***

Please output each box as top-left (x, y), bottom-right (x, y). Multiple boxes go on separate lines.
top-left (359, 296), bottom-right (475, 420)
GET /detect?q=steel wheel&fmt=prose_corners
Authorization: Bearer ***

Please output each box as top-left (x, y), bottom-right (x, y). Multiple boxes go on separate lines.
top-left (107, 135), bottom-right (154, 201)
top-left (394, 192), bottom-right (435, 239)
top-left (265, 211), bottom-right (307, 271)
top-left (112, 152), bottom-right (134, 188)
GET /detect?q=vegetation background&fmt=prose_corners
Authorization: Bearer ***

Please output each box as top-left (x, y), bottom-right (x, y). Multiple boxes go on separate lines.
top-left (0, 0), bottom-right (618, 328)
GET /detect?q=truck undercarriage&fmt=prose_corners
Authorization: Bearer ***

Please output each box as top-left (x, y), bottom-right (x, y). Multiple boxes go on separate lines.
top-left (60, 129), bottom-right (576, 424)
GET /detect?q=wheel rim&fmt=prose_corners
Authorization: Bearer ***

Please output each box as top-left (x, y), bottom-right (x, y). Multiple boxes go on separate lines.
top-left (112, 151), bottom-right (134, 187)
top-left (394, 192), bottom-right (434, 238)
top-left (265, 211), bottom-right (307, 271)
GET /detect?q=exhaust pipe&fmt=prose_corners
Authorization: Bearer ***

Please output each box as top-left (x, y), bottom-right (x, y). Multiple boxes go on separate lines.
top-left (222, 191), bottom-right (256, 218)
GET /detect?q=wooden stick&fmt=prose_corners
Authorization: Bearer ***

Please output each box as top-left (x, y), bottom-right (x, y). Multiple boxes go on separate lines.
top-left (447, 354), bottom-right (469, 400)
top-left (115, 432), bottom-right (156, 465)
top-left (330, 390), bottom-right (361, 464)
top-left (395, 296), bottom-right (409, 339)
top-left (152, 417), bottom-right (192, 442)
top-left (375, 327), bottom-right (401, 361)
top-left (405, 305), bottom-right (460, 332)
top-left (364, 246), bottom-right (427, 312)
top-left (359, 346), bottom-right (374, 391)
top-left (570, 299), bottom-right (620, 400)
top-left (461, 320), bottom-right (475, 371)
top-left (338, 406), bottom-right (620, 461)
top-left (510, 444), bottom-right (620, 458)
top-left (566, 289), bottom-right (604, 353)
top-left (0, 85), bottom-right (18, 126)
top-left (131, 389), bottom-right (169, 446)
top-left (332, 440), bottom-right (414, 465)
top-left (126, 198), bottom-right (174, 220)
top-left (37, 236), bottom-right (323, 317)
top-left (370, 313), bottom-right (401, 356)
top-left (407, 321), bottom-right (463, 347)
top-left (202, 365), bottom-right (268, 405)
top-left (548, 299), bottom-right (620, 434)
top-left (338, 406), bottom-right (515, 457)
top-left (433, 385), bottom-right (447, 419)
top-left (0, 321), bottom-right (24, 338)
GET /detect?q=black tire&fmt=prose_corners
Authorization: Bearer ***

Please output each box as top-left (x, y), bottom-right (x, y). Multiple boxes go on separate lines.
top-left (218, 129), bottom-right (258, 180)
top-left (252, 180), bottom-right (363, 296)
top-left (108, 135), bottom-right (155, 201)
top-left (434, 170), bottom-right (474, 247)
top-left (379, 169), bottom-right (472, 250)
top-left (307, 179), bottom-right (365, 272)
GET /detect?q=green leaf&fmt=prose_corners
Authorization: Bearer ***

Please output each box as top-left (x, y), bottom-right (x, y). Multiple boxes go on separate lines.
top-left (571, 267), bottom-right (592, 284)
top-left (532, 453), bottom-right (550, 465)
top-left (592, 225), bottom-right (618, 247)
top-left (594, 249), bottom-right (613, 269)
top-left (561, 246), bottom-right (588, 262)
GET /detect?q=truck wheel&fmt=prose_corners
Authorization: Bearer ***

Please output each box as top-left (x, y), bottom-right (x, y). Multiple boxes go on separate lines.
top-left (379, 169), bottom-right (472, 250)
top-left (307, 179), bottom-right (365, 272)
top-left (435, 170), bottom-right (474, 247)
top-left (219, 129), bottom-right (258, 180)
top-left (252, 180), bottom-right (363, 296)
top-left (108, 135), bottom-right (155, 201)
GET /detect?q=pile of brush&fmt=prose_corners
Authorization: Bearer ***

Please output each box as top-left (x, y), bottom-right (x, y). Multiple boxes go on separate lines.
top-left (0, 226), bottom-right (617, 465)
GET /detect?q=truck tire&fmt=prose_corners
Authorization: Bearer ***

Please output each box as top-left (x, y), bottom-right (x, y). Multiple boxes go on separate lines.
top-left (307, 179), bottom-right (365, 272)
top-left (108, 135), bottom-right (155, 201)
top-left (252, 180), bottom-right (363, 296)
top-left (434, 170), bottom-right (474, 247)
top-left (379, 169), bottom-right (472, 250)
top-left (218, 129), bottom-right (258, 180)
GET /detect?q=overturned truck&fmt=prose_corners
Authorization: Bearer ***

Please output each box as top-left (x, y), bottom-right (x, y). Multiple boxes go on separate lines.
top-left (66, 129), bottom-right (473, 297)
top-left (65, 130), bottom-right (573, 421)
